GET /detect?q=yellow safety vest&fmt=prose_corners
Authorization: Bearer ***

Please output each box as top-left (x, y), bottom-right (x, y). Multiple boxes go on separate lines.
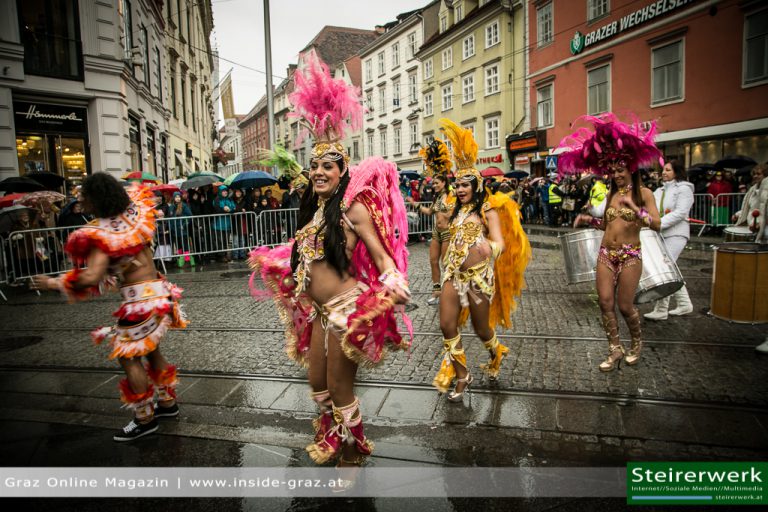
top-left (548, 184), bottom-right (562, 204)
top-left (590, 181), bottom-right (607, 207)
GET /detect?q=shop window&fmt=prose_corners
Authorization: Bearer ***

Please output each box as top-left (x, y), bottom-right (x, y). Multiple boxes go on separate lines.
top-left (587, 64), bottom-right (610, 115)
top-left (744, 8), bottom-right (768, 85)
top-left (18, 0), bottom-right (83, 80)
top-left (652, 40), bottom-right (683, 105)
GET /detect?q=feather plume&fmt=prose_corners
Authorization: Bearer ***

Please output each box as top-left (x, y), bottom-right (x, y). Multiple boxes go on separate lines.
top-left (255, 144), bottom-right (303, 180)
top-left (438, 118), bottom-right (478, 170)
top-left (418, 138), bottom-right (453, 177)
top-left (287, 51), bottom-right (363, 144)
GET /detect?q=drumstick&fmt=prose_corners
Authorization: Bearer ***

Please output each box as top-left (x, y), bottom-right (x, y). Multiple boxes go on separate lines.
top-left (687, 218), bottom-right (706, 224)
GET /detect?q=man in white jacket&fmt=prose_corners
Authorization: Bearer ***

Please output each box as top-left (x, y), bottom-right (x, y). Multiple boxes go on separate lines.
top-left (645, 161), bottom-right (695, 321)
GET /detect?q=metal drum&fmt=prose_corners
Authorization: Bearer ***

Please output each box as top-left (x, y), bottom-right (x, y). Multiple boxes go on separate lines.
top-left (724, 226), bottom-right (755, 242)
top-left (635, 229), bottom-right (685, 304)
top-left (710, 243), bottom-right (768, 323)
top-left (559, 229), bottom-right (602, 284)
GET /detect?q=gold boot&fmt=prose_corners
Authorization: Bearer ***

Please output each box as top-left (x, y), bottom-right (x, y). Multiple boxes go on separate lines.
top-left (432, 334), bottom-right (466, 393)
top-left (599, 312), bottom-right (624, 372)
top-left (624, 309), bottom-right (643, 366)
top-left (480, 333), bottom-right (509, 380)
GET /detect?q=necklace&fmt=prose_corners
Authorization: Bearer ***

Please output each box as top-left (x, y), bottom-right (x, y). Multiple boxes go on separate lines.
top-left (617, 184), bottom-right (633, 196)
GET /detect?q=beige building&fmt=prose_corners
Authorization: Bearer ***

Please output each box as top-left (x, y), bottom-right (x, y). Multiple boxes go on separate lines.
top-left (164, 0), bottom-right (215, 177)
top-left (417, 0), bottom-right (525, 172)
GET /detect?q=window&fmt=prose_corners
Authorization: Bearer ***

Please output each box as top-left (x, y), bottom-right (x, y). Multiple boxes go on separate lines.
top-left (440, 15), bottom-right (448, 33)
top-left (441, 84), bottom-right (453, 111)
top-left (588, 0), bottom-right (609, 22)
top-left (353, 141), bottom-right (360, 160)
top-left (159, 135), bottom-right (168, 182)
top-left (393, 82), bottom-right (401, 108)
top-left (410, 122), bottom-right (418, 149)
top-left (425, 133), bottom-right (435, 145)
top-left (407, 32), bottom-right (417, 58)
top-left (463, 35), bottom-right (475, 60)
top-left (365, 59), bottom-right (372, 82)
top-left (186, 2), bottom-right (191, 42)
top-left (170, 63), bottom-right (177, 118)
top-left (176, 0), bottom-right (182, 36)
top-left (408, 73), bottom-right (417, 103)
top-left (181, 76), bottom-right (187, 125)
top-left (424, 58), bottom-right (433, 79)
top-left (146, 125), bottom-right (157, 174)
top-left (587, 64), bottom-right (610, 115)
top-left (442, 47), bottom-right (453, 70)
top-left (367, 133), bottom-right (374, 156)
top-left (141, 26), bottom-right (150, 84)
top-left (486, 21), bottom-right (500, 48)
top-left (485, 117), bottom-right (500, 148)
top-left (463, 123), bottom-right (475, 136)
top-left (378, 85), bottom-right (386, 114)
top-left (485, 64), bottom-right (499, 95)
top-left (537, 84), bottom-right (553, 128)
top-left (129, 115), bottom-right (141, 171)
top-left (394, 127), bottom-right (402, 155)
top-left (462, 75), bottom-right (475, 103)
top-left (365, 93), bottom-right (373, 116)
top-left (154, 47), bottom-right (162, 99)
top-left (744, 9), bottom-right (768, 85)
top-left (392, 43), bottom-right (400, 68)
top-left (377, 51), bottom-right (385, 76)
top-left (191, 85), bottom-right (196, 132)
top-left (456, 4), bottom-right (463, 22)
top-left (537, 2), bottom-right (553, 47)
top-left (122, 0), bottom-right (133, 60)
top-left (424, 92), bottom-right (433, 116)
top-left (380, 129), bottom-right (388, 156)
top-left (652, 40), bottom-right (683, 104)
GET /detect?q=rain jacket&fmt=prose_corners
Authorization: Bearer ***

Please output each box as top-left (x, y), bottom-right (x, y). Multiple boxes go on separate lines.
top-left (213, 186), bottom-right (236, 231)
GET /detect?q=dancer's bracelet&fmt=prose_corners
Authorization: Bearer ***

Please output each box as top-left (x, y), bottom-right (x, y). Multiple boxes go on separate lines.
top-left (589, 216), bottom-right (603, 228)
top-left (637, 208), bottom-right (651, 227)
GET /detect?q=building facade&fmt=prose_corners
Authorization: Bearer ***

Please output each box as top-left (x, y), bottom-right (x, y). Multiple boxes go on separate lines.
top-left (0, 0), bottom-right (175, 191)
top-left (217, 116), bottom-right (243, 177)
top-left (527, 0), bottom-right (768, 173)
top-left (164, 0), bottom-right (215, 177)
top-left (360, 9), bottom-right (425, 171)
top-left (239, 95), bottom-right (269, 171)
top-left (417, 0), bottom-right (526, 174)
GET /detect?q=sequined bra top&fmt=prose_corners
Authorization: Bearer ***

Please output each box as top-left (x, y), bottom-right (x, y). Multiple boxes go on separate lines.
top-left (432, 192), bottom-right (451, 214)
top-left (293, 200), bottom-right (327, 294)
top-left (604, 207), bottom-right (637, 223)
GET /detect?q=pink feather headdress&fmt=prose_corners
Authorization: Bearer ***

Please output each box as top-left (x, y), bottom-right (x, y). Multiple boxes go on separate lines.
top-left (287, 51), bottom-right (363, 163)
top-left (556, 113), bottom-right (663, 177)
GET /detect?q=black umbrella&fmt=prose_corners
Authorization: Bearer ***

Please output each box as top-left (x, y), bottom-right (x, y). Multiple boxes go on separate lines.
top-left (689, 162), bottom-right (716, 171)
top-left (399, 170), bottom-right (421, 181)
top-left (181, 175), bottom-right (218, 190)
top-left (0, 176), bottom-right (46, 193)
top-left (0, 204), bottom-right (35, 233)
top-left (686, 167), bottom-right (706, 180)
top-left (735, 163), bottom-right (757, 178)
top-left (25, 171), bottom-right (65, 190)
top-left (505, 171), bottom-right (529, 179)
top-left (715, 155), bottom-right (757, 170)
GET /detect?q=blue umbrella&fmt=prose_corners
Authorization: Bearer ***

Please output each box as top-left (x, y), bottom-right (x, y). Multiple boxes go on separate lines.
top-left (229, 170), bottom-right (278, 189)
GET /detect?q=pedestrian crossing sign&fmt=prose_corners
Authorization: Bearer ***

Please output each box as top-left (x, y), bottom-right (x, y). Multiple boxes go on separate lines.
top-left (545, 155), bottom-right (558, 170)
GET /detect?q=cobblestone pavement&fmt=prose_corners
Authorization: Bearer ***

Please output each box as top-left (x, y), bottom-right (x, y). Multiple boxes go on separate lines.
top-left (1, 231), bottom-right (766, 407)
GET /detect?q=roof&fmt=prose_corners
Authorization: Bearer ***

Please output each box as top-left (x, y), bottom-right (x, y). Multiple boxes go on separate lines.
top-left (300, 26), bottom-right (380, 68)
top-left (417, 0), bottom-right (497, 56)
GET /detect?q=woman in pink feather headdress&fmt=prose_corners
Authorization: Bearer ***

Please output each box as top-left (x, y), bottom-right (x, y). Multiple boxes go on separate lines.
top-left (248, 51), bottom-right (412, 470)
top-left (563, 113), bottom-right (662, 372)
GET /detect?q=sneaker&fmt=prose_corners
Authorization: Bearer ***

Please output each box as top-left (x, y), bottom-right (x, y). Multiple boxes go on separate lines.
top-left (113, 418), bottom-right (159, 442)
top-left (756, 339), bottom-right (768, 354)
top-left (154, 403), bottom-right (179, 418)
top-left (426, 296), bottom-right (439, 306)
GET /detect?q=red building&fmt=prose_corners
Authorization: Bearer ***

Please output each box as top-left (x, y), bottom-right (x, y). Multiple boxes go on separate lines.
top-left (524, 0), bottom-right (768, 173)
top-left (239, 95), bottom-right (268, 170)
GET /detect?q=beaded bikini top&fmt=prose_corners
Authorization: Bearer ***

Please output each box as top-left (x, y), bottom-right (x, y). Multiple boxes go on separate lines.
top-left (604, 207), bottom-right (637, 223)
top-left (293, 199), bottom-right (327, 293)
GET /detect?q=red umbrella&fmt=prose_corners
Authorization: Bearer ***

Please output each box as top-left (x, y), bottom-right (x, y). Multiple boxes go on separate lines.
top-left (151, 183), bottom-right (181, 194)
top-left (480, 166), bottom-right (504, 177)
top-left (0, 193), bottom-right (26, 208)
top-left (122, 171), bottom-right (161, 184)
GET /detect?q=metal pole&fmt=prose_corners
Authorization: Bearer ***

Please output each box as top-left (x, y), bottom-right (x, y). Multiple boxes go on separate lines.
top-left (263, 0), bottom-right (276, 175)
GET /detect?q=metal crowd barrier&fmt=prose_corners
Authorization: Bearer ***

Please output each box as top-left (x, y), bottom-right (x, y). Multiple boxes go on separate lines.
top-left (4, 225), bottom-right (80, 284)
top-left (689, 193), bottom-right (746, 235)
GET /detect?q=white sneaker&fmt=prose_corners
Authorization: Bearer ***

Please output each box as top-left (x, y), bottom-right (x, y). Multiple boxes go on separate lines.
top-left (668, 304), bottom-right (693, 316)
top-left (756, 339), bottom-right (768, 354)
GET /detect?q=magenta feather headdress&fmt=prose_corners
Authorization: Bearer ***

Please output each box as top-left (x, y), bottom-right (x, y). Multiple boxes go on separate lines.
top-left (287, 51), bottom-right (363, 160)
top-left (556, 113), bottom-right (663, 177)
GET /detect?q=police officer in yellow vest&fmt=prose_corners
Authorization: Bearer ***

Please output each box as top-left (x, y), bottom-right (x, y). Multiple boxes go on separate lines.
top-left (590, 178), bottom-right (608, 208)
top-left (548, 179), bottom-right (563, 226)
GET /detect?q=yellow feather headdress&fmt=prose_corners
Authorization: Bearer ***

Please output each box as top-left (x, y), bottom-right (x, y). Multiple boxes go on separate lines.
top-left (439, 118), bottom-right (481, 191)
top-left (418, 138), bottom-right (453, 178)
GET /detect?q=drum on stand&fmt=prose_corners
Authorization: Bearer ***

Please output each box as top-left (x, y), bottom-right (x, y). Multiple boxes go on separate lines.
top-left (559, 229), bottom-right (602, 284)
top-left (723, 226), bottom-right (755, 242)
top-left (560, 228), bottom-right (684, 303)
top-left (635, 229), bottom-right (685, 304)
top-left (710, 243), bottom-right (768, 323)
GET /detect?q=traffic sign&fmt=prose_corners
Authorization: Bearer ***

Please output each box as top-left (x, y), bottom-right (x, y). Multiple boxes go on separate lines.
top-left (545, 155), bottom-right (558, 170)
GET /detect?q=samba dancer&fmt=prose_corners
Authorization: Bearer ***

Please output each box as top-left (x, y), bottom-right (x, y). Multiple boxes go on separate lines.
top-left (31, 173), bottom-right (187, 441)
top-left (431, 119), bottom-right (530, 402)
top-left (567, 114), bottom-right (662, 371)
top-left (408, 139), bottom-right (454, 305)
top-left (248, 53), bottom-right (411, 467)
top-left (644, 160), bottom-right (694, 320)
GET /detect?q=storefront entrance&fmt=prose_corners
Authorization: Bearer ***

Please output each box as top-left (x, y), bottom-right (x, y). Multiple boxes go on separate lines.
top-left (14, 100), bottom-right (89, 194)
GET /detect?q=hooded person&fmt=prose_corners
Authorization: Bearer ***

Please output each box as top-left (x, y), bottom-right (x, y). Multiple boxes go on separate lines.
top-left (431, 119), bottom-right (531, 402)
top-left (247, 52), bottom-right (412, 472)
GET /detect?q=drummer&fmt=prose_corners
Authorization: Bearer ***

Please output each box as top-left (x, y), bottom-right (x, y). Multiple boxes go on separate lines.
top-left (560, 114), bottom-right (662, 372)
top-left (644, 160), bottom-right (694, 321)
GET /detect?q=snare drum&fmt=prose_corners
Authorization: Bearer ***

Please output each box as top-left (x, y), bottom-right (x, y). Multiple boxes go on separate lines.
top-left (559, 229), bottom-right (602, 284)
top-left (634, 229), bottom-right (685, 304)
top-left (723, 226), bottom-right (755, 242)
top-left (710, 243), bottom-right (768, 323)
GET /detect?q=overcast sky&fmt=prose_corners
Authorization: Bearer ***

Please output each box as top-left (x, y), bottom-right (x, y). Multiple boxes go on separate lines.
top-left (211, 0), bottom-right (424, 118)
